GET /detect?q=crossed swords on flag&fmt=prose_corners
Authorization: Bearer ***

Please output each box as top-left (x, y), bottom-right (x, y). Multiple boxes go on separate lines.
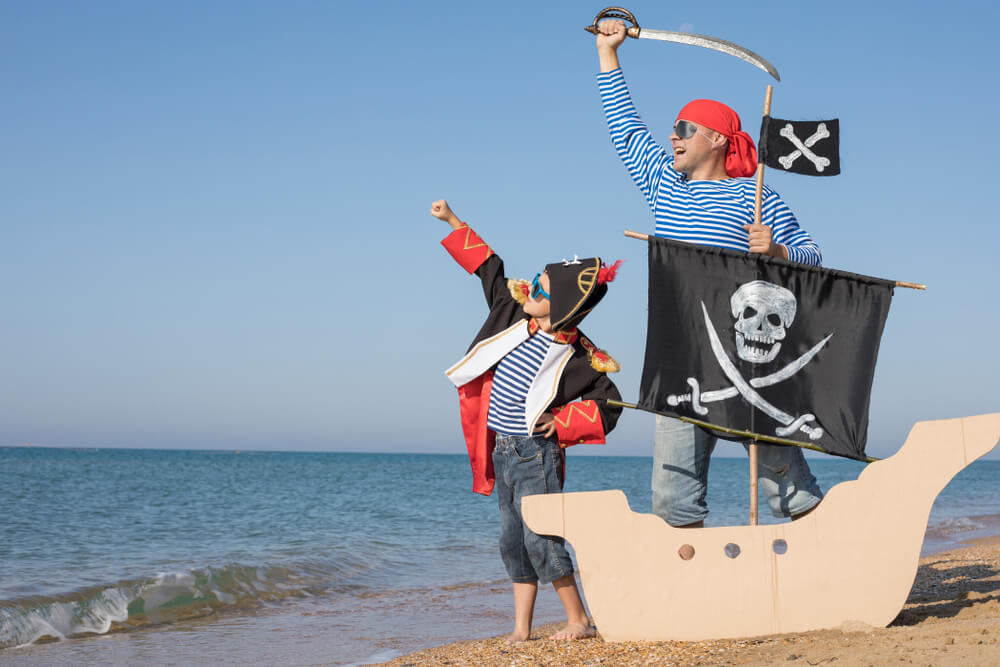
top-left (666, 304), bottom-right (831, 441)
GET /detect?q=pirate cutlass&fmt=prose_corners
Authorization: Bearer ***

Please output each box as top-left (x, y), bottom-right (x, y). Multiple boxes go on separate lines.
top-left (585, 7), bottom-right (781, 82)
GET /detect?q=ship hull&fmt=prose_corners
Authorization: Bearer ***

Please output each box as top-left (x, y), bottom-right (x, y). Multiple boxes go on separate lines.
top-left (522, 413), bottom-right (1000, 640)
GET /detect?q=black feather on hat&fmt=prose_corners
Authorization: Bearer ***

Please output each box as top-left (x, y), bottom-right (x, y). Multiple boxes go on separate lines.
top-left (545, 258), bottom-right (622, 331)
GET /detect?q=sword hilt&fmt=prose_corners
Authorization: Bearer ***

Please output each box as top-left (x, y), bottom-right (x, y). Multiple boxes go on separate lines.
top-left (584, 6), bottom-right (641, 38)
top-left (667, 378), bottom-right (708, 416)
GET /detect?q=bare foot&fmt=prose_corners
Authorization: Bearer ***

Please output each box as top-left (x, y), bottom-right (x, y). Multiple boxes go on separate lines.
top-left (505, 629), bottom-right (530, 643)
top-left (548, 622), bottom-right (596, 640)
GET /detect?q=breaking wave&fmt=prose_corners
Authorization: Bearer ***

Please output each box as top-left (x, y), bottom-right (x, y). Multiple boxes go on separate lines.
top-left (926, 516), bottom-right (984, 538)
top-left (922, 513), bottom-right (1000, 556)
top-left (0, 557), bottom-right (381, 649)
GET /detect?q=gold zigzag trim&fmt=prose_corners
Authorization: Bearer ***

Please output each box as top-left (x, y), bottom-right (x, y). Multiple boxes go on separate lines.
top-left (457, 224), bottom-right (490, 252)
top-left (554, 400), bottom-right (599, 428)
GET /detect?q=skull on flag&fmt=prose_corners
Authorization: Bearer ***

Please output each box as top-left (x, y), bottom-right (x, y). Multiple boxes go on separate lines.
top-left (730, 281), bottom-right (797, 364)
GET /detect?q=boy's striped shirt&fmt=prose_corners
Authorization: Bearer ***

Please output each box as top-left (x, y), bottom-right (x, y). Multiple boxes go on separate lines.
top-left (487, 330), bottom-right (555, 436)
top-left (598, 68), bottom-right (822, 267)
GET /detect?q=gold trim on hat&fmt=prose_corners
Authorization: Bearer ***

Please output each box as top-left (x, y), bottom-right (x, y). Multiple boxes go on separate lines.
top-left (577, 265), bottom-right (598, 295)
top-left (555, 258), bottom-right (600, 330)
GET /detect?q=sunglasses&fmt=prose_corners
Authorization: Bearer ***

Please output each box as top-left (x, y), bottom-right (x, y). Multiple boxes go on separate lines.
top-left (673, 119), bottom-right (710, 140)
top-left (530, 273), bottom-right (550, 300)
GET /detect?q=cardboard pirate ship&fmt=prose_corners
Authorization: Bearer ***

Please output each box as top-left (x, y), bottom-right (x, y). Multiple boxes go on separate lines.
top-left (523, 411), bottom-right (1000, 640)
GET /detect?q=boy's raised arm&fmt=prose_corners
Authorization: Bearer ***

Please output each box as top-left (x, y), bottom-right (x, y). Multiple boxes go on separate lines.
top-left (431, 199), bottom-right (495, 275)
top-left (430, 199), bottom-right (516, 313)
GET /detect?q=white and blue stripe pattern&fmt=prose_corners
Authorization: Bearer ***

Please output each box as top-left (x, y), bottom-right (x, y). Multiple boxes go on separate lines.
top-left (487, 330), bottom-right (555, 436)
top-left (598, 68), bottom-right (822, 267)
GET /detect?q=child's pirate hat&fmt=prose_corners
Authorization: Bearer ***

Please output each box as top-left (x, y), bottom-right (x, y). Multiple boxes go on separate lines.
top-left (545, 257), bottom-right (622, 331)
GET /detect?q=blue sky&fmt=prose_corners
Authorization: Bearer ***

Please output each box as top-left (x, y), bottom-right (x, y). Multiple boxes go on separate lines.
top-left (2, 1), bottom-right (998, 459)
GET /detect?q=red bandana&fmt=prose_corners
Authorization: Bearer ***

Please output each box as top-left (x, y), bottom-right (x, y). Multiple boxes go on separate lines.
top-left (676, 99), bottom-right (757, 178)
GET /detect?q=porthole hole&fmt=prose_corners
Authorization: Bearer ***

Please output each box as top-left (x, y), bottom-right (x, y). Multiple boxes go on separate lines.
top-left (724, 542), bottom-right (741, 559)
top-left (773, 539), bottom-right (788, 555)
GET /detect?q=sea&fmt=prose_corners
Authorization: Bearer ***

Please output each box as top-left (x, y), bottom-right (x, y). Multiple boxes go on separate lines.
top-left (3, 446), bottom-right (1000, 666)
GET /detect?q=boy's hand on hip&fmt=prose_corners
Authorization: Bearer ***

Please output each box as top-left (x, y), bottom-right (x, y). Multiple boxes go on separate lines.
top-left (534, 413), bottom-right (557, 438)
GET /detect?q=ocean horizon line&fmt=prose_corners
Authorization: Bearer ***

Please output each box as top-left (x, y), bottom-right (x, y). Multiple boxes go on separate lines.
top-left (0, 444), bottom-right (720, 459)
top-left (0, 443), bottom-right (890, 461)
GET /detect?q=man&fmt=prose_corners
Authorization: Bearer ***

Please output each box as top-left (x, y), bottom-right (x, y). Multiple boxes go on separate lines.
top-left (595, 19), bottom-right (823, 528)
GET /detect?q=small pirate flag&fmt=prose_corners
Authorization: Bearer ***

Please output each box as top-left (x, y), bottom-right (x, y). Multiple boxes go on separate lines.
top-left (637, 237), bottom-right (893, 461)
top-left (759, 116), bottom-right (840, 176)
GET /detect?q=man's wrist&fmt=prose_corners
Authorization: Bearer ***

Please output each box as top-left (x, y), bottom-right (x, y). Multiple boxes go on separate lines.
top-left (597, 49), bottom-right (620, 72)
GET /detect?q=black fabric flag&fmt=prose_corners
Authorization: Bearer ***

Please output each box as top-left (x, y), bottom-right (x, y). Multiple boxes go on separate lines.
top-left (759, 116), bottom-right (840, 176)
top-left (638, 237), bottom-right (894, 461)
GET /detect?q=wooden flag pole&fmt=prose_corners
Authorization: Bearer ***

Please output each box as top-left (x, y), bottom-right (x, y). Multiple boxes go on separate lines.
top-left (753, 85), bottom-right (774, 228)
top-left (746, 85), bottom-right (774, 526)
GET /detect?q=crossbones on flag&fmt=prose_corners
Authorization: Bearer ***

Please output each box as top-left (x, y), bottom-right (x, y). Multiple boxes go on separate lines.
top-left (637, 237), bottom-right (893, 461)
top-left (759, 116), bottom-right (840, 176)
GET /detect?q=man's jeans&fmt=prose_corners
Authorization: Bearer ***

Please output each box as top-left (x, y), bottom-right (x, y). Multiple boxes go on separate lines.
top-left (652, 415), bottom-right (823, 526)
top-left (492, 434), bottom-right (574, 584)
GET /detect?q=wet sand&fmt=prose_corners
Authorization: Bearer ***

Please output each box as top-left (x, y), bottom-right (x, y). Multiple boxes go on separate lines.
top-left (373, 537), bottom-right (1000, 666)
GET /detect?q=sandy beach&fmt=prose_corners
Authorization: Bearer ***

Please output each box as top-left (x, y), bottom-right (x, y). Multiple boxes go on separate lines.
top-left (375, 537), bottom-right (1000, 666)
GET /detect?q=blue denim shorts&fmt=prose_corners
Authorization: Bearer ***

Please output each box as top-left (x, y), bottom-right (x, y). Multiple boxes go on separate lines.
top-left (491, 433), bottom-right (574, 584)
top-left (652, 415), bottom-right (824, 526)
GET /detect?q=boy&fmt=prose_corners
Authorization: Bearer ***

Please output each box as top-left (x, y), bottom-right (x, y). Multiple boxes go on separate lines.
top-left (429, 199), bottom-right (623, 641)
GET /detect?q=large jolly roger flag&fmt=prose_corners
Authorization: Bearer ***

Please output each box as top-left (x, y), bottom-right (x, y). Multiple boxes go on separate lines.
top-left (759, 116), bottom-right (840, 176)
top-left (638, 237), bottom-right (894, 461)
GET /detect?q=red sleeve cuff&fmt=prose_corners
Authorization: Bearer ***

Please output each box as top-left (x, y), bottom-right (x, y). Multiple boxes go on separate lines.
top-left (552, 400), bottom-right (607, 448)
top-left (442, 224), bottom-right (494, 274)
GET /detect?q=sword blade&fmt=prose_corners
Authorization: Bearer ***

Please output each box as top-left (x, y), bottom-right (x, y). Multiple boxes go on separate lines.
top-left (636, 28), bottom-right (780, 81)
top-left (698, 334), bottom-right (832, 401)
top-left (750, 334), bottom-right (833, 389)
top-left (700, 386), bottom-right (737, 403)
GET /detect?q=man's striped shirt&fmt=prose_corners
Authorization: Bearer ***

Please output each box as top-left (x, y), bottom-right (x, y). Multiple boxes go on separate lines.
top-left (486, 330), bottom-right (555, 436)
top-left (598, 68), bottom-right (821, 266)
